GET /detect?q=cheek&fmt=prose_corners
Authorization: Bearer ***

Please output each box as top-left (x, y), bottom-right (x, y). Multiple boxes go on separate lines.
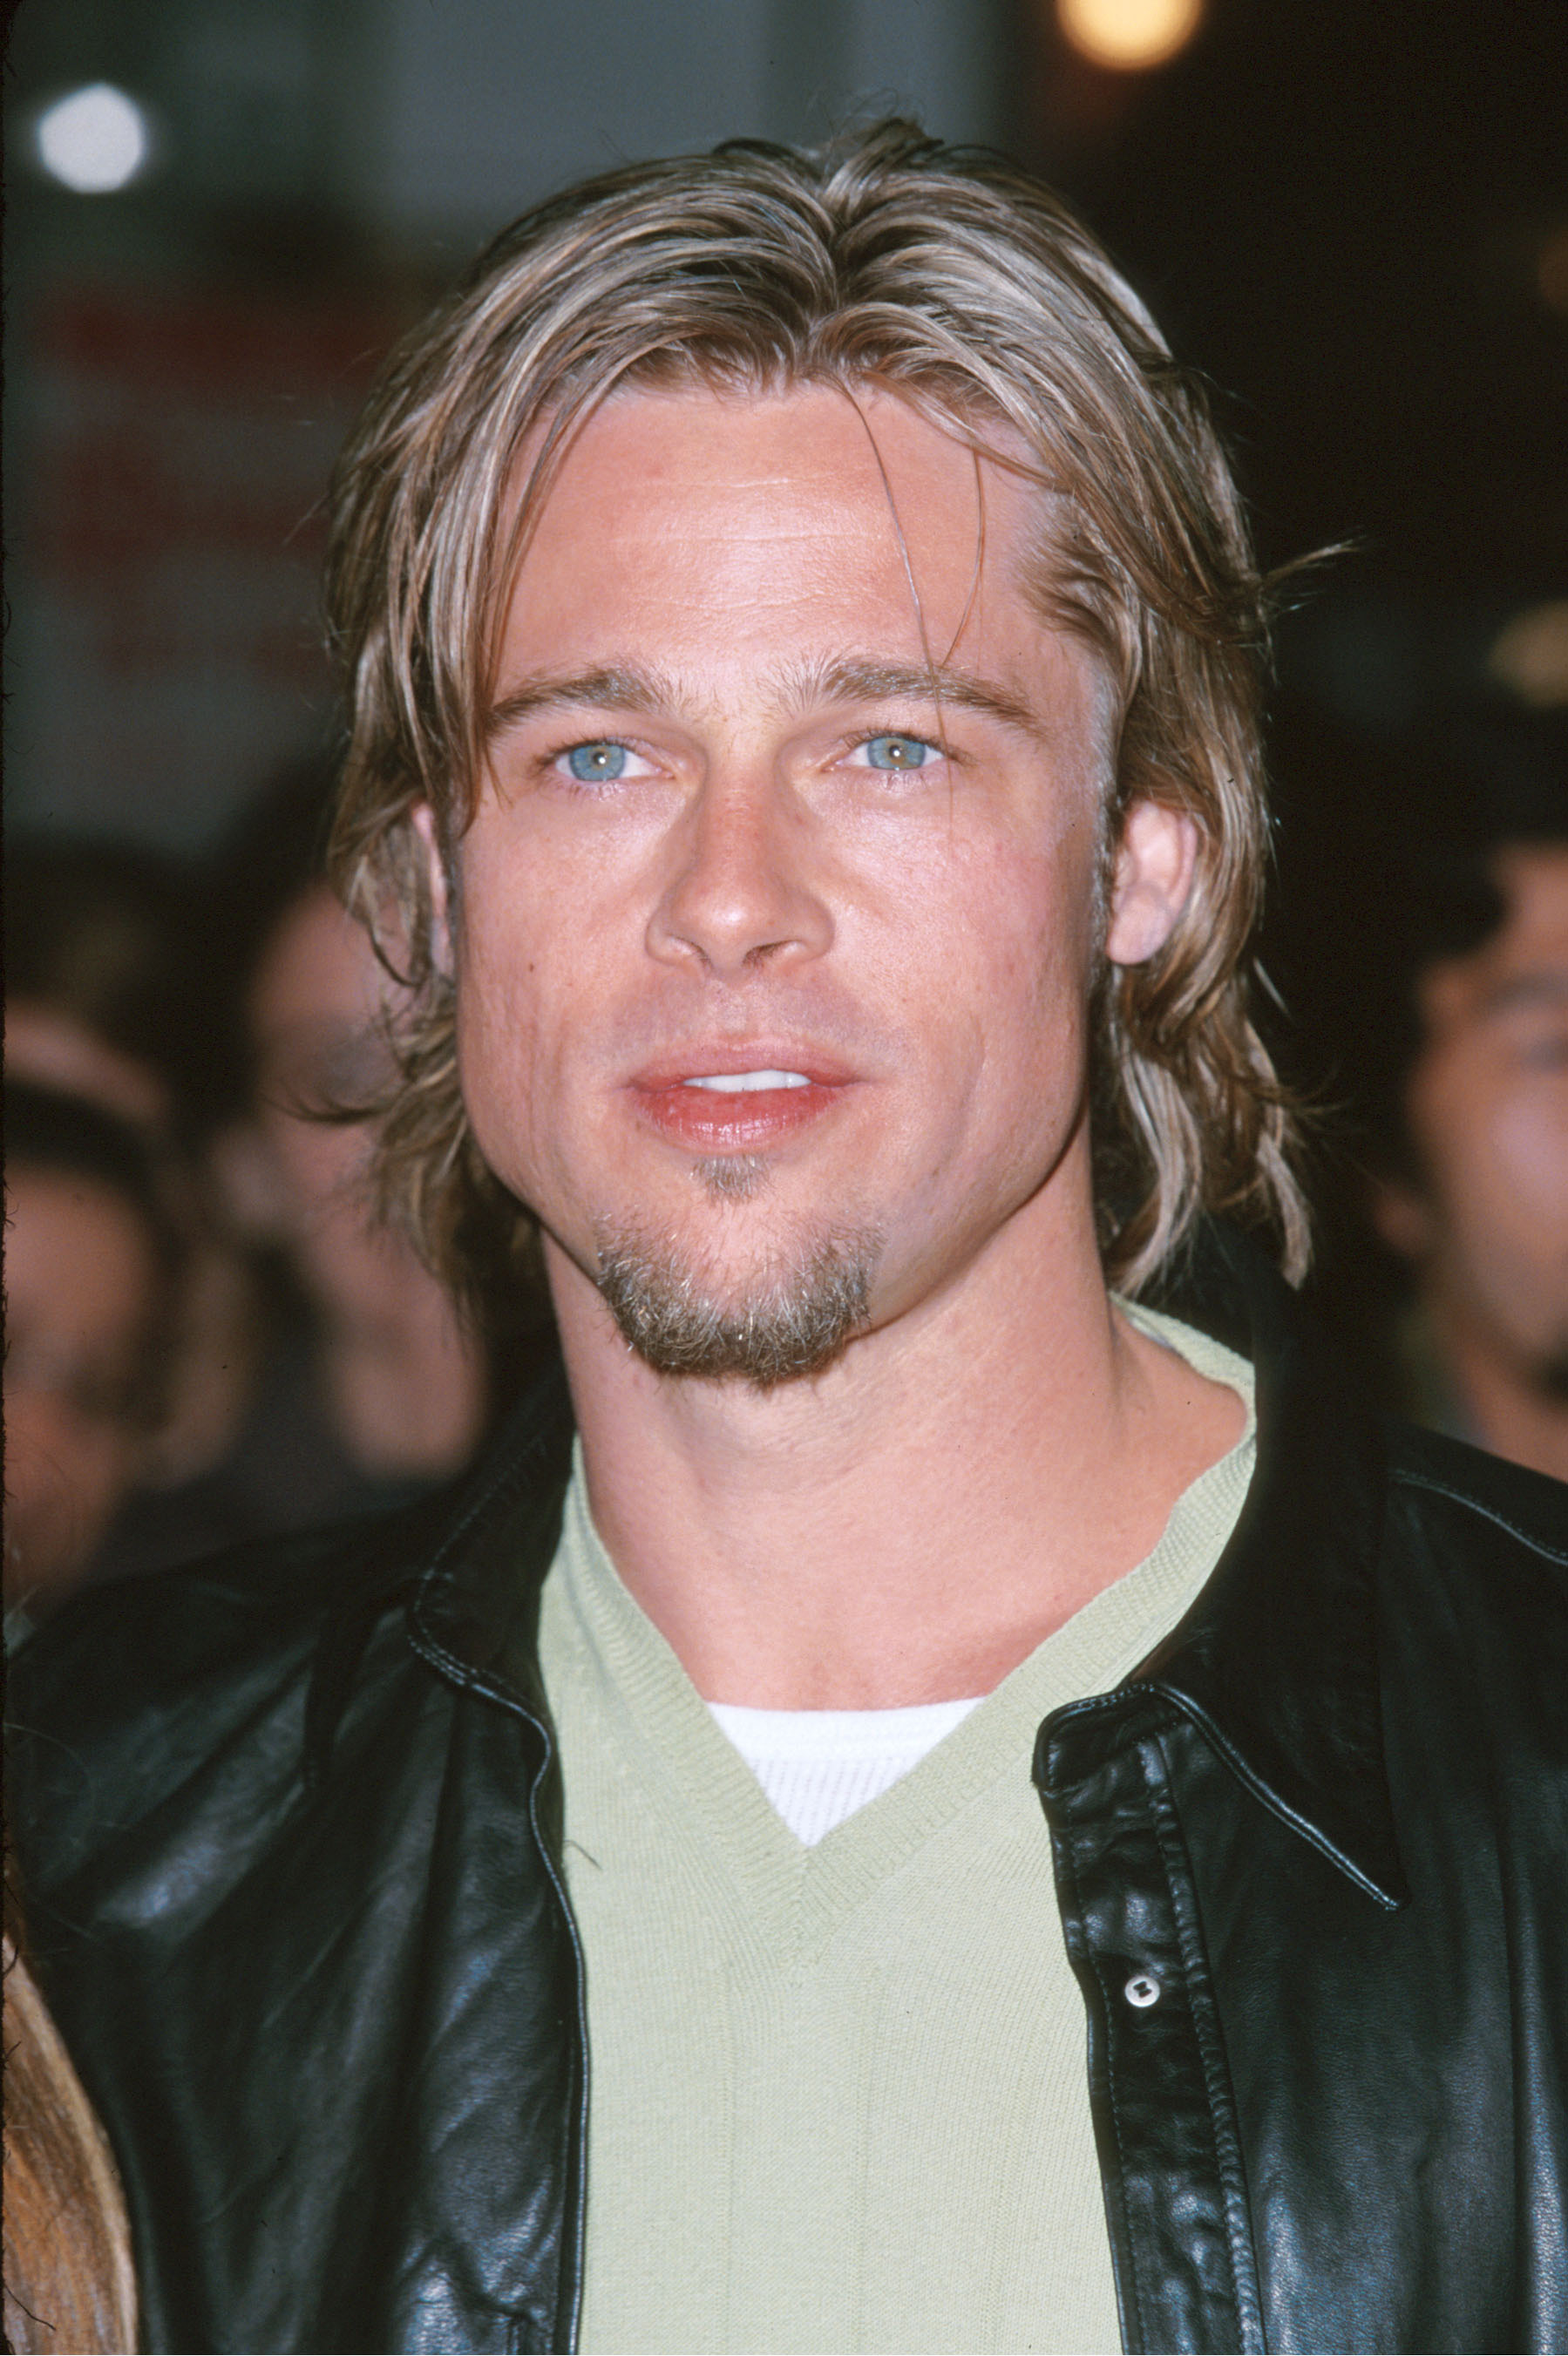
top-left (1484, 1083), bottom-right (1568, 1235)
top-left (1412, 1050), bottom-right (1568, 1256)
top-left (5, 1393), bottom-right (133, 1518)
top-left (910, 838), bottom-right (1096, 1125)
top-left (451, 860), bottom-right (583, 1186)
top-left (979, 829), bottom-right (1097, 1023)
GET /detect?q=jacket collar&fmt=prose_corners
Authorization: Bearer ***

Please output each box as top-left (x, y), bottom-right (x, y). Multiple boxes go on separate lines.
top-left (1137, 1226), bottom-right (1406, 1908)
top-left (399, 1224), bottom-right (1406, 1909)
top-left (403, 1362), bottom-right (577, 1728)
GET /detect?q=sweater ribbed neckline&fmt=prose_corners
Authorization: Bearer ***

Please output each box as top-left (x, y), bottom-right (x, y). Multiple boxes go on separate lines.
top-left (542, 1302), bottom-right (1255, 1949)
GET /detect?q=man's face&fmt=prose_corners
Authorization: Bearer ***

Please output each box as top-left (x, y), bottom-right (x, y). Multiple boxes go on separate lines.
top-left (240, 884), bottom-right (434, 1327)
top-left (1381, 843), bottom-right (1568, 1386)
top-left (434, 384), bottom-right (1181, 1380)
top-left (3, 1166), bottom-right (160, 1602)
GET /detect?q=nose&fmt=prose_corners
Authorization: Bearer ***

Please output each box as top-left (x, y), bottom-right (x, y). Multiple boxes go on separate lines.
top-left (646, 766), bottom-right (834, 980)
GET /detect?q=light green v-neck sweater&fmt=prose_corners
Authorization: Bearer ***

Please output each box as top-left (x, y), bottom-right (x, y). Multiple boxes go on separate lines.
top-left (539, 1307), bottom-right (1255, 2355)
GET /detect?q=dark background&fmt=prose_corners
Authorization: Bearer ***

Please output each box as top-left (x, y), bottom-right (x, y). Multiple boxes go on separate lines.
top-left (7, 0), bottom-right (1566, 1099)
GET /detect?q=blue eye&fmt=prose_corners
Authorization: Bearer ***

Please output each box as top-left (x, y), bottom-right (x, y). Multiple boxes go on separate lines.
top-left (565, 741), bottom-right (628, 782)
top-left (864, 734), bottom-right (930, 771)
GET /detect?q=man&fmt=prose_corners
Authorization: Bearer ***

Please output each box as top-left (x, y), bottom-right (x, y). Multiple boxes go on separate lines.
top-left (1361, 782), bottom-right (1568, 1479)
top-left (111, 766), bottom-right (499, 1572)
top-left (10, 124), bottom-right (1567, 2356)
top-left (3, 1082), bottom-right (184, 1623)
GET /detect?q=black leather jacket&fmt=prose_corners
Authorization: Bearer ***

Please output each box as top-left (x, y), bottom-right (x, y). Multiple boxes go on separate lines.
top-left (10, 1238), bottom-right (1568, 2354)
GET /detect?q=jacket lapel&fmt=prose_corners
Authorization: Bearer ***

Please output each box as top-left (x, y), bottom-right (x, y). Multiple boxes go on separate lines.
top-left (407, 1361), bottom-right (577, 1718)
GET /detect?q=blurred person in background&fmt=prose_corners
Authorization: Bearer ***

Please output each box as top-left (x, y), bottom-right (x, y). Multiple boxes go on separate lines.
top-left (108, 759), bottom-right (546, 1570)
top-left (1360, 763), bottom-right (1568, 1479)
top-left (1365, 782), bottom-right (1553, 1470)
top-left (3, 1082), bottom-right (186, 1631)
top-left (3, 838), bottom-right (209, 1135)
top-left (7, 784), bottom-right (533, 1587)
top-left (173, 763), bottom-right (499, 1543)
top-left (4, 837), bottom-right (263, 1500)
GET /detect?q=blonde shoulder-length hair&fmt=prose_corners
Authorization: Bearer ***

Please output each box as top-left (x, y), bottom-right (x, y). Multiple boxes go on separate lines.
top-left (324, 119), bottom-right (1308, 1300)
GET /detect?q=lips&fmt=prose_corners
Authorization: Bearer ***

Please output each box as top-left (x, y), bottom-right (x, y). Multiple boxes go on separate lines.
top-left (628, 1048), bottom-right (857, 1151)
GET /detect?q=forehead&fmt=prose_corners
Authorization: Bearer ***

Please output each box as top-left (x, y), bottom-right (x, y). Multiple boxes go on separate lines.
top-left (1421, 843), bottom-right (1568, 1037)
top-left (526, 376), bottom-right (1015, 509)
top-left (495, 383), bottom-right (1081, 698)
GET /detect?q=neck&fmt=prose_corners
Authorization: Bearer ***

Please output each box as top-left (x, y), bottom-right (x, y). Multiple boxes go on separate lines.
top-left (548, 1175), bottom-right (1245, 1709)
top-left (1426, 1292), bottom-right (1568, 1483)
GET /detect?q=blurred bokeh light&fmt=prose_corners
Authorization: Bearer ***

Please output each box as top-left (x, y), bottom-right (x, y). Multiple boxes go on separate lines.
top-left (1488, 601), bottom-right (1568, 710)
top-left (1056, 0), bottom-right (1202, 72)
top-left (35, 83), bottom-right (153, 194)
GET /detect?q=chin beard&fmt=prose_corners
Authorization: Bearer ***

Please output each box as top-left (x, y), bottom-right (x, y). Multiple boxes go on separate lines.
top-left (595, 1217), bottom-right (881, 1387)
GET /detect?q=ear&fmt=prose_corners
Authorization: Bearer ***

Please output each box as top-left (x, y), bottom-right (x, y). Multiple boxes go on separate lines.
top-left (411, 802), bottom-right (455, 974)
top-left (1105, 798), bottom-right (1199, 968)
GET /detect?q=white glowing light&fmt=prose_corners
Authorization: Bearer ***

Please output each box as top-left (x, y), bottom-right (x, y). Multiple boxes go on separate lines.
top-left (35, 83), bottom-right (151, 193)
top-left (1057, 0), bottom-right (1204, 71)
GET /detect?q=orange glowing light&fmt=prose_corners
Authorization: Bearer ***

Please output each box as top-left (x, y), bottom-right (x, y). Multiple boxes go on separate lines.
top-left (1537, 223), bottom-right (1568, 316)
top-left (1057, 0), bottom-right (1204, 71)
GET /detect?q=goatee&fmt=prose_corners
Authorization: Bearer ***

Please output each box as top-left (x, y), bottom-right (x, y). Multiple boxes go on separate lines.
top-left (595, 1220), bottom-right (881, 1387)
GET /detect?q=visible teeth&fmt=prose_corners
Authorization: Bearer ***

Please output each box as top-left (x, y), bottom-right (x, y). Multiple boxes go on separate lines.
top-left (682, 1069), bottom-right (811, 1093)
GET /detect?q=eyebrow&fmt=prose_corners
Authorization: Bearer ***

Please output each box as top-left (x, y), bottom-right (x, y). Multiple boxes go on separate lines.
top-left (483, 655), bottom-right (1042, 743)
top-left (791, 657), bottom-right (1042, 737)
top-left (485, 666), bottom-right (675, 741)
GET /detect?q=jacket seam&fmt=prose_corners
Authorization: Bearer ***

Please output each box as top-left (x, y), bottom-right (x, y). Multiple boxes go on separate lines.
top-left (1056, 1822), bottom-right (1150, 2356)
top-left (423, 1428), bottom-right (560, 1590)
top-left (1148, 1689), bottom-right (1403, 1911)
top-left (1144, 1735), bottom-right (1266, 2355)
top-left (408, 1571), bottom-right (557, 1726)
top-left (1095, 1943), bottom-right (1153, 2356)
top-left (410, 1619), bottom-right (512, 1706)
top-left (527, 1738), bottom-right (589, 2356)
top-left (403, 1614), bottom-right (588, 2352)
top-left (1392, 1470), bottom-right (1568, 1567)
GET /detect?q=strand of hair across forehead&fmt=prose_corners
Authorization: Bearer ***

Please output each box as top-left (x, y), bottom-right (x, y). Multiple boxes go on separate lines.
top-left (841, 387), bottom-right (940, 707)
top-left (839, 384), bottom-right (981, 785)
top-left (828, 397), bottom-right (1002, 674)
top-left (947, 447), bottom-right (988, 668)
